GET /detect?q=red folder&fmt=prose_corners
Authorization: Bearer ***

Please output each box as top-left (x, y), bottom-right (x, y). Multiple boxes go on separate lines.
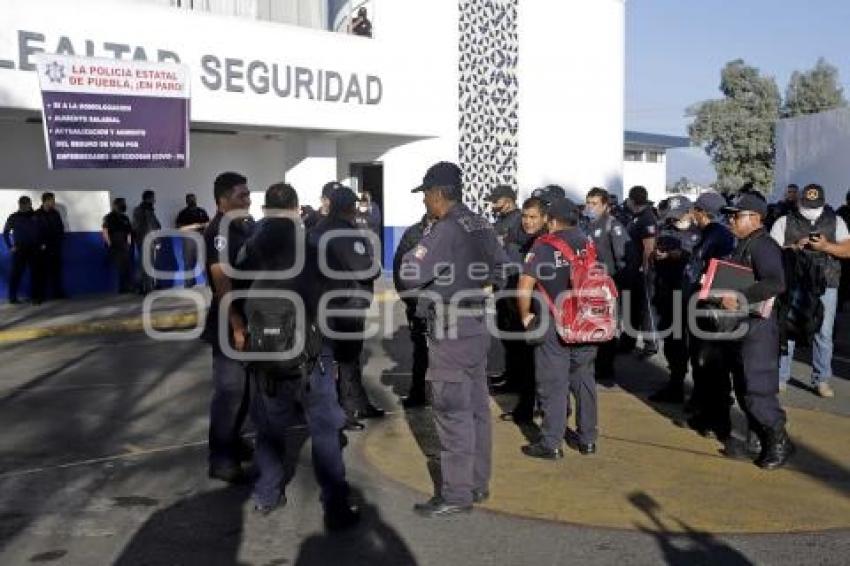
top-left (699, 258), bottom-right (774, 317)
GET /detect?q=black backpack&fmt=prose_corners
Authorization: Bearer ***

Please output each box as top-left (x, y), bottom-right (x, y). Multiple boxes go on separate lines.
top-left (778, 248), bottom-right (826, 346)
top-left (243, 282), bottom-right (322, 379)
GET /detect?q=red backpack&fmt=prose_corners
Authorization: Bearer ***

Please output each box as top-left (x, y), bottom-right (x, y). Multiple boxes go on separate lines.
top-left (534, 234), bottom-right (618, 344)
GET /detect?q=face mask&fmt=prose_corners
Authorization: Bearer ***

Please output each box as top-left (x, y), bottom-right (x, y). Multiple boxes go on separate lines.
top-left (801, 207), bottom-right (823, 222)
top-left (585, 209), bottom-right (600, 221)
top-left (675, 218), bottom-right (692, 231)
top-left (118, 205), bottom-right (127, 213)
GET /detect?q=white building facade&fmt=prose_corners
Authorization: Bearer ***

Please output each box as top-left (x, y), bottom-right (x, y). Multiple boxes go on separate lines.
top-left (0, 0), bottom-right (625, 297)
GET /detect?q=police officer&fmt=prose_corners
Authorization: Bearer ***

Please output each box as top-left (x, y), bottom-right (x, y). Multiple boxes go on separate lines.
top-left (132, 190), bottom-right (162, 295)
top-left (309, 185), bottom-right (385, 431)
top-left (621, 185), bottom-right (659, 356)
top-left (238, 183), bottom-right (360, 529)
top-left (201, 172), bottom-right (255, 483)
top-left (681, 192), bottom-right (735, 438)
top-left (499, 196), bottom-right (549, 423)
top-left (584, 187), bottom-right (631, 383)
top-left (487, 185), bottom-right (524, 392)
top-left (648, 196), bottom-right (698, 403)
top-left (517, 198), bottom-right (598, 459)
top-left (393, 213), bottom-right (433, 408)
top-left (303, 181), bottom-right (341, 230)
top-left (102, 198), bottom-right (134, 294)
top-left (399, 161), bottom-right (509, 517)
top-left (175, 193), bottom-right (210, 288)
top-left (36, 192), bottom-right (66, 300)
top-left (719, 192), bottom-right (793, 469)
top-left (3, 196), bottom-right (44, 304)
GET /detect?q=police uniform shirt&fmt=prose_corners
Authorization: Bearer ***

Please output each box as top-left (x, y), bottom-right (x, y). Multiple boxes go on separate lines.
top-left (37, 208), bottom-right (65, 246)
top-left (627, 206), bottom-right (658, 258)
top-left (493, 208), bottom-right (522, 248)
top-left (102, 212), bottom-right (132, 249)
top-left (588, 214), bottom-right (629, 277)
top-left (3, 210), bottom-right (43, 249)
top-left (175, 206), bottom-right (210, 229)
top-left (731, 229), bottom-right (785, 305)
top-left (202, 211), bottom-right (255, 346)
top-left (308, 216), bottom-right (377, 310)
top-left (399, 204), bottom-right (509, 304)
top-left (393, 217), bottom-right (429, 293)
top-left (685, 222), bottom-right (734, 289)
top-left (523, 228), bottom-right (587, 308)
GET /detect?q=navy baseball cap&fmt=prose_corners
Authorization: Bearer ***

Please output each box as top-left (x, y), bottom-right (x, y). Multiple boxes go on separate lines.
top-left (662, 195), bottom-right (693, 221)
top-left (322, 181), bottom-right (343, 199)
top-left (531, 184), bottom-right (566, 205)
top-left (693, 192), bottom-right (726, 215)
top-left (721, 192), bottom-right (768, 217)
top-left (486, 185), bottom-right (517, 202)
top-left (412, 162), bottom-right (463, 193)
top-left (547, 197), bottom-right (579, 223)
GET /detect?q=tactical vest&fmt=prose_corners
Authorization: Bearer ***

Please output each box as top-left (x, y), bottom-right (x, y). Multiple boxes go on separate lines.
top-left (783, 208), bottom-right (841, 288)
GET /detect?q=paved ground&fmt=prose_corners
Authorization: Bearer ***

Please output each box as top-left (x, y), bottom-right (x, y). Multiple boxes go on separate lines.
top-left (0, 283), bottom-right (848, 565)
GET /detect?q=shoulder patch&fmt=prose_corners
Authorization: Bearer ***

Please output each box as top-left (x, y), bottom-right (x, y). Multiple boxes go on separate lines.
top-left (524, 252), bottom-right (535, 263)
top-left (213, 235), bottom-right (227, 251)
top-left (353, 241), bottom-right (367, 255)
top-left (613, 226), bottom-right (623, 236)
top-left (646, 225), bottom-right (656, 235)
top-left (413, 245), bottom-right (428, 260)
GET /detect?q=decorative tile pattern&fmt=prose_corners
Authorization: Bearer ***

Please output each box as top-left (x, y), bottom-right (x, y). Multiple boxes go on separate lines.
top-left (458, 0), bottom-right (519, 214)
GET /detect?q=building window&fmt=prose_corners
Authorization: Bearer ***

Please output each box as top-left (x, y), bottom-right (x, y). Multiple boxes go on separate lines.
top-left (646, 151), bottom-right (662, 163)
top-left (625, 150), bottom-right (643, 162)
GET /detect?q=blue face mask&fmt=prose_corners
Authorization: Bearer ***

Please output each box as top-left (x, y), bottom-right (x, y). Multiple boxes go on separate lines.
top-left (585, 209), bottom-right (600, 221)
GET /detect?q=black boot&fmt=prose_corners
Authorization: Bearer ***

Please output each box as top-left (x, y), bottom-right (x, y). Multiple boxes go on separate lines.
top-left (746, 429), bottom-right (763, 457)
top-left (756, 426), bottom-right (795, 470)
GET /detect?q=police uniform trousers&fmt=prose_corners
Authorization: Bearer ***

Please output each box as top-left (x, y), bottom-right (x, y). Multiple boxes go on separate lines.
top-left (329, 315), bottom-right (371, 417)
top-left (427, 321), bottom-right (491, 506)
top-left (8, 245), bottom-right (44, 302)
top-left (135, 239), bottom-right (158, 294)
top-left (620, 269), bottom-right (658, 352)
top-left (535, 323), bottom-right (598, 449)
top-left (727, 317), bottom-right (786, 435)
top-left (209, 349), bottom-right (251, 469)
top-left (656, 289), bottom-right (689, 384)
top-left (42, 243), bottom-right (65, 299)
top-left (249, 344), bottom-right (349, 508)
top-left (108, 243), bottom-right (133, 293)
top-left (404, 298), bottom-right (429, 398)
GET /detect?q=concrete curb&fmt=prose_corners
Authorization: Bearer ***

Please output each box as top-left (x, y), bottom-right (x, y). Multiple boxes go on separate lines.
top-left (0, 290), bottom-right (401, 344)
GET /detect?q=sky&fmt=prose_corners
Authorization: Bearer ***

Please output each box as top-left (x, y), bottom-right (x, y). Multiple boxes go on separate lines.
top-left (625, 0), bottom-right (850, 183)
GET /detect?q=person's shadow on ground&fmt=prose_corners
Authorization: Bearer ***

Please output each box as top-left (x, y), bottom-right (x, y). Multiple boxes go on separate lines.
top-left (628, 491), bottom-right (754, 566)
top-left (113, 484), bottom-right (252, 566)
top-left (295, 488), bottom-right (418, 566)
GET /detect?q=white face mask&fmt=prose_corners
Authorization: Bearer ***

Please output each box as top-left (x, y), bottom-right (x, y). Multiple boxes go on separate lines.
top-left (801, 207), bottom-right (823, 222)
top-left (675, 218), bottom-right (692, 231)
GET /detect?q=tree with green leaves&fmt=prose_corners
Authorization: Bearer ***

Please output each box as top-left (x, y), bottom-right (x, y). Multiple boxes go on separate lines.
top-left (687, 60), bottom-right (781, 194)
top-left (783, 57), bottom-right (847, 118)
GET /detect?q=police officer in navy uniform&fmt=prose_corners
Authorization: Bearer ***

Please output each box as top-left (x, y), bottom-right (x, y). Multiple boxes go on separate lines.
top-left (621, 185), bottom-right (659, 356)
top-left (201, 172), bottom-right (256, 483)
top-left (487, 185), bottom-right (525, 392)
top-left (309, 185), bottom-right (385, 431)
top-left (517, 198), bottom-right (599, 459)
top-left (132, 190), bottom-right (162, 295)
top-left (681, 192), bottom-right (735, 438)
top-left (648, 196), bottom-right (697, 403)
top-left (237, 183), bottom-right (359, 529)
top-left (102, 198), bottom-right (134, 294)
top-left (303, 181), bottom-right (341, 230)
top-left (719, 192), bottom-right (793, 469)
top-left (399, 162), bottom-right (509, 517)
top-left (175, 193), bottom-right (210, 288)
top-left (393, 213), bottom-right (433, 408)
top-left (3, 196), bottom-right (45, 304)
top-left (584, 187), bottom-right (631, 383)
top-left (499, 196), bottom-right (549, 423)
top-left (36, 192), bottom-right (66, 300)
